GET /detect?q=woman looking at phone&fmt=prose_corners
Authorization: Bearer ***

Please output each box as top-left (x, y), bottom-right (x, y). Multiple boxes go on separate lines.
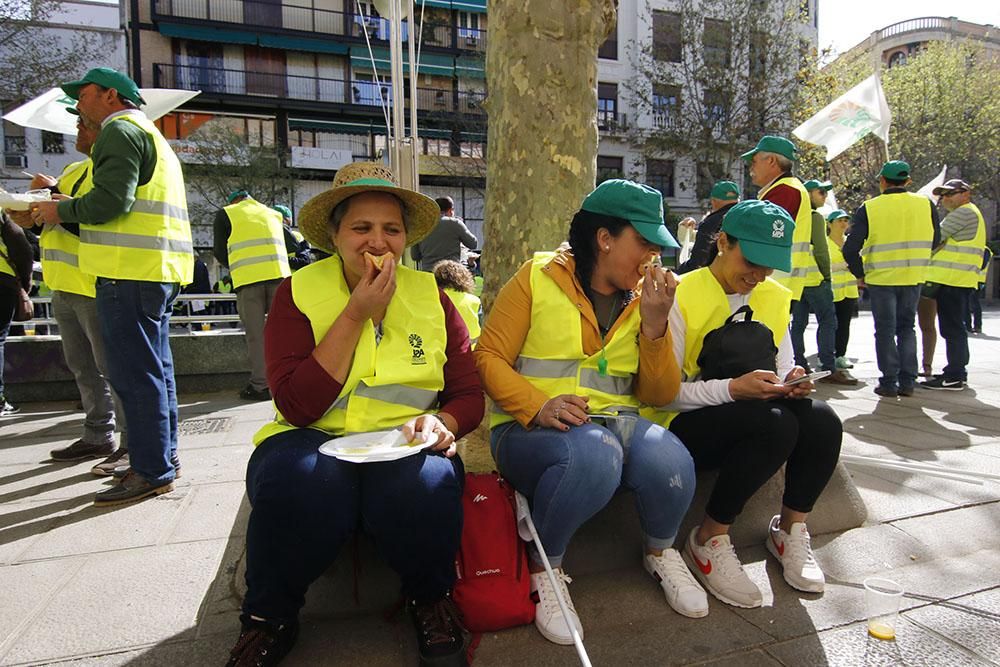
top-left (645, 200), bottom-right (843, 609)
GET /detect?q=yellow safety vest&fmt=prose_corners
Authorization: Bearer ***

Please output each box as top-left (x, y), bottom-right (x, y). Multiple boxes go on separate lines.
top-left (225, 199), bottom-right (291, 288)
top-left (643, 267), bottom-right (791, 428)
top-left (254, 255), bottom-right (447, 444)
top-left (925, 203), bottom-right (986, 289)
top-left (760, 176), bottom-right (818, 299)
top-left (860, 192), bottom-right (934, 285)
top-left (78, 113), bottom-right (193, 284)
top-left (40, 159), bottom-right (97, 297)
top-left (444, 288), bottom-right (481, 345)
top-left (827, 237), bottom-right (859, 302)
top-left (490, 252), bottom-right (642, 429)
top-left (0, 232), bottom-right (15, 278)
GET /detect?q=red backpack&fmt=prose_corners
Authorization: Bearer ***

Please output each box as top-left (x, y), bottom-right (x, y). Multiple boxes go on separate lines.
top-left (453, 472), bottom-right (535, 632)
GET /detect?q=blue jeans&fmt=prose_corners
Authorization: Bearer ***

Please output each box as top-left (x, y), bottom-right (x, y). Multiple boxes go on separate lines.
top-left (936, 285), bottom-right (973, 381)
top-left (867, 284), bottom-right (921, 390)
top-left (96, 279), bottom-right (179, 483)
top-left (242, 428), bottom-right (465, 623)
top-left (790, 281), bottom-right (838, 371)
top-left (490, 415), bottom-right (695, 568)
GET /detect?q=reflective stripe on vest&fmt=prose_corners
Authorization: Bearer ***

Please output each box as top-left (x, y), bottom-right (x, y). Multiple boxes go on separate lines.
top-left (760, 176), bottom-right (818, 299)
top-left (861, 192), bottom-right (934, 285)
top-left (490, 252), bottom-right (641, 429)
top-left (40, 159), bottom-right (97, 297)
top-left (77, 113), bottom-right (193, 284)
top-left (642, 267), bottom-right (791, 428)
top-left (225, 199), bottom-right (291, 288)
top-left (444, 288), bottom-right (481, 345)
top-left (926, 203), bottom-right (986, 288)
top-left (827, 237), bottom-right (858, 302)
top-left (253, 255), bottom-right (446, 444)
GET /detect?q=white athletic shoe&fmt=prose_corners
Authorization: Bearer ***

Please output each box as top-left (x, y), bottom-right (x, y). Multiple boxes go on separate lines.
top-left (530, 570), bottom-right (583, 646)
top-left (683, 527), bottom-right (762, 608)
top-left (644, 548), bottom-right (709, 618)
top-left (765, 515), bottom-right (825, 593)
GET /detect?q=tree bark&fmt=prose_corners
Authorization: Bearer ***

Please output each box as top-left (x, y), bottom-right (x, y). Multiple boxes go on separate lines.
top-left (482, 0), bottom-right (617, 311)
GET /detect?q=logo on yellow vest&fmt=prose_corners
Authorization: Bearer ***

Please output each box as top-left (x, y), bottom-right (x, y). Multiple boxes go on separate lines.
top-left (408, 333), bottom-right (427, 365)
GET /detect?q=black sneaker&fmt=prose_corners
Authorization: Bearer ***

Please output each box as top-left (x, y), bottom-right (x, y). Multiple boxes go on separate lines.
top-left (408, 594), bottom-right (468, 666)
top-left (50, 439), bottom-right (115, 462)
top-left (92, 448), bottom-right (129, 476)
top-left (920, 377), bottom-right (966, 391)
top-left (239, 385), bottom-right (271, 401)
top-left (225, 619), bottom-right (299, 667)
top-left (112, 454), bottom-right (181, 479)
top-left (93, 470), bottom-right (174, 507)
top-left (898, 385), bottom-right (915, 397)
top-left (873, 385), bottom-right (898, 398)
top-left (0, 397), bottom-right (19, 417)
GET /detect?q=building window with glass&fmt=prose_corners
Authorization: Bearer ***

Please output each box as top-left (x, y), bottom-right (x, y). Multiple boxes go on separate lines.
top-left (41, 131), bottom-right (65, 154)
top-left (597, 82), bottom-right (618, 130)
top-left (653, 11), bottom-right (682, 63)
top-left (652, 84), bottom-right (680, 128)
top-left (597, 155), bottom-right (624, 184)
top-left (646, 159), bottom-right (675, 197)
top-left (703, 19), bottom-right (731, 68)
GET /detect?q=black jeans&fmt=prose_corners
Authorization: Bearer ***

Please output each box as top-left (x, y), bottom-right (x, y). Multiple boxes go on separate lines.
top-left (934, 284), bottom-right (973, 381)
top-left (834, 297), bottom-right (857, 358)
top-left (669, 398), bottom-right (842, 525)
top-left (0, 285), bottom-right (17, 397)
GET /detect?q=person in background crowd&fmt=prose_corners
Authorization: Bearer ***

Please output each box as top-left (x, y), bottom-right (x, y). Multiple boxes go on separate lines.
top-left (826, 210), bottom-right (859, 371)
top-left (411, 196), bottom-right (478, 271)
top-left (966, 247), bottom-right (992, 335)
top-left (433, 260), bottom-right (482, 346)
top-left (676, 180), bottom-right (740, 275)
top-left (273, 204), bottom-right (312, 272)
top-left (0, 211), bottom-right (33, 416)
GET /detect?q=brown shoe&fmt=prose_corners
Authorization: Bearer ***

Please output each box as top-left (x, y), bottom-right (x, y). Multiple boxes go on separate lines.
top-left (50, 439), bottom-right (115, 462)
top-left (819, 370), bottom-right (858, 386)
top-left (93, 470), bottom-right (174, 507)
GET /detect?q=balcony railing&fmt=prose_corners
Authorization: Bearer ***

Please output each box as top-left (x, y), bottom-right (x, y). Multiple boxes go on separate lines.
top-left (154, 63), bottom-right (486, 115)
top-left (598, 110), bottom-right (627, 132)
top-left (153, 0), bottom-right (487, 51)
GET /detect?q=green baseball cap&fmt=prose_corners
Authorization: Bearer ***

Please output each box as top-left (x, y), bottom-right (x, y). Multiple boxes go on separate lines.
top-left (825, 209), bottom-right (850, 223)
top-left (720, 200), bottom-right (794, 272)
top-left (580, 179), bottom-right (679, 249)
top-left (741, 135), bottom-right (798, 162)
top-left (227, 190), bottom-right (250, 204)
top-left (880, 160), bottom-right (911, 180)
top-left (709, 181), bottom-right (740, 201)
top-left (273, 204), bottom-right (292, 219)
top-left (61, 67), bottom-right (146, 106)
top-left (803, 179), bottom-right (833, 192)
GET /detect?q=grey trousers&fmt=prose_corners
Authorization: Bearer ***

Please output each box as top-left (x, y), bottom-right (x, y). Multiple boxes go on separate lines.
top-left (51, 290), bottom-right (126, 447)
top-left (236, 279), bottom-right (282, 391)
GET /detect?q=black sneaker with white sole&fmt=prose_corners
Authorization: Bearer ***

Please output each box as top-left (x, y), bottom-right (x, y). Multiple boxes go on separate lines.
top-left (919, 376), bottom-right (966, 391)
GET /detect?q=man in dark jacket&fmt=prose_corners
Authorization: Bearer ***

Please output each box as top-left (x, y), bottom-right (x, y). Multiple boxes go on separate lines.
top-left (676, 181), bottom-right (740, 274)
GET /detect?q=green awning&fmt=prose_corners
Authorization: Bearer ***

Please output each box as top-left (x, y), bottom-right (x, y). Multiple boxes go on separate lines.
top-left (459, 131), bottom-right (486, 142)
top-left (455, 55), bottom-right (485, 79)
top-left (418, 128), bottom-right (454, 139)
top-left (259, 34), bottom-right (349, 55)
top-left (289, 118), bottom-right (387, 135)
top-left (419, 0), bottom-right (486, 12)
top-left (350, 46), bottom-right (454, 77)
top-left (159, 22), bottom-right (257, 46)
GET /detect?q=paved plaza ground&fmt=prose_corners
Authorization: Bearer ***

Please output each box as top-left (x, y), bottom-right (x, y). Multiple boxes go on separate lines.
top-left (2, 311), bottom-right (1000, 666)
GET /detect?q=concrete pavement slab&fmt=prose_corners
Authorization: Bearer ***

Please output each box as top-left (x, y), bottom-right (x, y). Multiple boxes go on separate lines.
top-left (0, 558), bottom-right (84, 660)
top-left (903, 587), bottom-right (1000, 665)
top-left (165, 481), bottom-right (249, 544)
top-left (0, 496), bottom-right (91, 565)
top-left (855, 451), bottom-right (1000, 506)
top-left (691, 649), bottom-right (784, 666)
top-left (842, 469), bottom-right (953, 524)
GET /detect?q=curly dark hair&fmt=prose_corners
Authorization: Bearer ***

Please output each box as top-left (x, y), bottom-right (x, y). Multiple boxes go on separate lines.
top-left (432, 260), bottom-right (475, 293)
top-left (567, 209), bottom-right (632, 299)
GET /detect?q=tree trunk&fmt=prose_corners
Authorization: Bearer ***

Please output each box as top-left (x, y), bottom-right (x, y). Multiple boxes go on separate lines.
top-left (481, 0), bottom-right (616, 311)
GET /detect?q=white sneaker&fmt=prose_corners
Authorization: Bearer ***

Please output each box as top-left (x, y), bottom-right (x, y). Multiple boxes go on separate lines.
top-left (683, 527), bottom-right (762, 608)
top-left (765, 515), bottom-right (825, 593)
top-left (530, 570), bottom-right (583, 646)
top-left (644, 549), bottom-right (709, 618)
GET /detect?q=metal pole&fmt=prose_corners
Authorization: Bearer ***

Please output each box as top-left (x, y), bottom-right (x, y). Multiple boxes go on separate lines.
top-left (389, 0), bottom-right (405, 175)
top-left (407, 0), bottom-right (419, 190)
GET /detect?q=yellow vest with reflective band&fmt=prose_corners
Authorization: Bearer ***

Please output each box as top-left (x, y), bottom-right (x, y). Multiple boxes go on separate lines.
top-left (925, 203), bottom-right (986, 289)
top-left (490, 252), bottom-right (642, 429)
top-left (40, 159), bottom-right (98, 297)
top-left (0, 226), bottom-right (16, 278)
top-left (827, 237), bottom-right (859, 302)
top-left (642, 267), bottom-right (791, 428)
top-left (444, 288), bottom-right (481, 345)
top-left (760, 176), bottom-right (819, 299)
top-left (78, 113), bottom-right (193, 285)
top-left (860, 192), bottom-right (934, 285)
top-left (253, 255), bottom-right (447, 444)
top-left (225, 199), bottom-right (291, 288)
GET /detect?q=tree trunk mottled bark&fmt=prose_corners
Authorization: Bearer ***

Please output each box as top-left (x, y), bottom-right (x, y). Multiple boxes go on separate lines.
top-left (481, 0), bottom-right (617, 311)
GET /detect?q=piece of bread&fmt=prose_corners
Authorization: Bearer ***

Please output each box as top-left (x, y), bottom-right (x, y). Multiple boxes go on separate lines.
top-left (364, 251), bottom-right (394, 271)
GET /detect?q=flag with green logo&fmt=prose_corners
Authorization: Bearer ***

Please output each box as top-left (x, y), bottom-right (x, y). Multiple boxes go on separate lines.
top-left (793, 74), bottom-right (891, 162)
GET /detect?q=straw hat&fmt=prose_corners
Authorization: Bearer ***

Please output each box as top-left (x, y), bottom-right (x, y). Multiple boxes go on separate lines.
top-left (297, 162), bottom-right (440, 254)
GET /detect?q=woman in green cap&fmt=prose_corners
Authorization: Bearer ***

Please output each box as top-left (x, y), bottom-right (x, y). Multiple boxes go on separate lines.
top-left (826, 209), bottom-right (859, 370)
top-left (646, 199), bottom-right (843, 611)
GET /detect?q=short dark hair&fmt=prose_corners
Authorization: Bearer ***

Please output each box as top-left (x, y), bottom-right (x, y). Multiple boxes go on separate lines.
top-left (436, 196), bottom-right (454, 213)
top-left (884, 176), bottom-right (908, 187)
top-left (94, 85), bottom-right (138, 110)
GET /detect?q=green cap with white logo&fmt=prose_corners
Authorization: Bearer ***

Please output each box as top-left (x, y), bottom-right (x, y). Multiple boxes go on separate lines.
top-left (720, 200), bottom-right (795, 272)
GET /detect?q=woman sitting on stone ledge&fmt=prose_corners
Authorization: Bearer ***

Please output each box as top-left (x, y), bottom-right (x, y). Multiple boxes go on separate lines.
top-left (225, 162), bottom-right (483, 667)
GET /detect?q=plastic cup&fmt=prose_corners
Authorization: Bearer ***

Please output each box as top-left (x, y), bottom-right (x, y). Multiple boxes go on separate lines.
top-left (201, 322), bottom-right (212, 332)
top-left (23, 323), bottom-right (36, 336)
top-left (864, 577), bottom-right (904, 640)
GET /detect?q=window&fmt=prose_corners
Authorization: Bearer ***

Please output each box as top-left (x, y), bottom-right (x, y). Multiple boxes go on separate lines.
top-left (652, 84), bottom-right (680, 128)
top-left (460, 140), bottom-right (484, 159)
top-left (597, 82), bottom-right (618, 129)
top-left (887, 51), bottom-right (907, 68)
top-left (41, 131), bottom-right (65, 154)
top-left (596, 155), bottom-right (623, 184)
top-left (697, 164), bottom-right (725, 200)
top-left (652, 11), bottom-right (682, 63)
top-left (423, 137), bottom-right (452, 156)
top-left (704, 89), bottom-right (728, 128)
top-left (457, 11), bottom-right (480, 38)
top-left (646, 159), bottom-right (675, 197)
top-left (749, 31), bottom-right (768, 78)
top-left (703, 19), bottom-right (731, 68)
top-left (599, 27), bottom-right (618, 60)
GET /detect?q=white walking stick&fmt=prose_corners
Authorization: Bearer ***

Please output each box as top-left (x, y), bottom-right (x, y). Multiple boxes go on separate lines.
top-left (514, 491), bottom-right (592, 667)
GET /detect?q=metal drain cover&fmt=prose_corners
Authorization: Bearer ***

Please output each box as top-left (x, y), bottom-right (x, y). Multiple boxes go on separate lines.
top-left (178, 417), bottom-right (234, 435)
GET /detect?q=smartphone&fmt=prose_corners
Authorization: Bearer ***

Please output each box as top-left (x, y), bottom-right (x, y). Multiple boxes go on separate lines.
top-left (784, 370), bottom-right (831, 386)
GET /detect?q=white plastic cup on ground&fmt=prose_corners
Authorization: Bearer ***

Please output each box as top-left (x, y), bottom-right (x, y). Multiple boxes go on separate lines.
top-left (864, 577), bottom-right (904, 640)
top-left (23, 323), bottom-right (36, 336)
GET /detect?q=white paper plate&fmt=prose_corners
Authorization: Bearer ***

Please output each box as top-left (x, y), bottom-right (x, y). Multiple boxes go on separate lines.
top-left (0, 189), bottom-right (52, 211)
top-left (318, 428), bottom-right (435, 463)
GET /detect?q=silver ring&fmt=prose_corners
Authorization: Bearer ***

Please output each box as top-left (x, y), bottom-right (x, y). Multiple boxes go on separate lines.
top-left (554, 408), bottom-right (560, 419)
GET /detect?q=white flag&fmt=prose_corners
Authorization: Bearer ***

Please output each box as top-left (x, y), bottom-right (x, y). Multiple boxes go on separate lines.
top-left (3, 88), bottom-right (201, 136)
top-left (793, 74), bottom-right (892, 162)
top-left (916, 164), bottom-right (948, 202)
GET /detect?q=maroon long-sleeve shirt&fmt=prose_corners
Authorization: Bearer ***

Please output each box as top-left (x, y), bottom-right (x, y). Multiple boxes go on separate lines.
top-left (263, 277), bottom-right (484, 437)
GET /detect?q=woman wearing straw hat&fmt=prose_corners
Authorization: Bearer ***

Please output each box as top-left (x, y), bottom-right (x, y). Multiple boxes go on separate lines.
top-left (475, 179), bottom-right (705, 647)
top-left (226, 162), bottom-right (484, 667)
top-left (646, 200), bottom-right (842, 610)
